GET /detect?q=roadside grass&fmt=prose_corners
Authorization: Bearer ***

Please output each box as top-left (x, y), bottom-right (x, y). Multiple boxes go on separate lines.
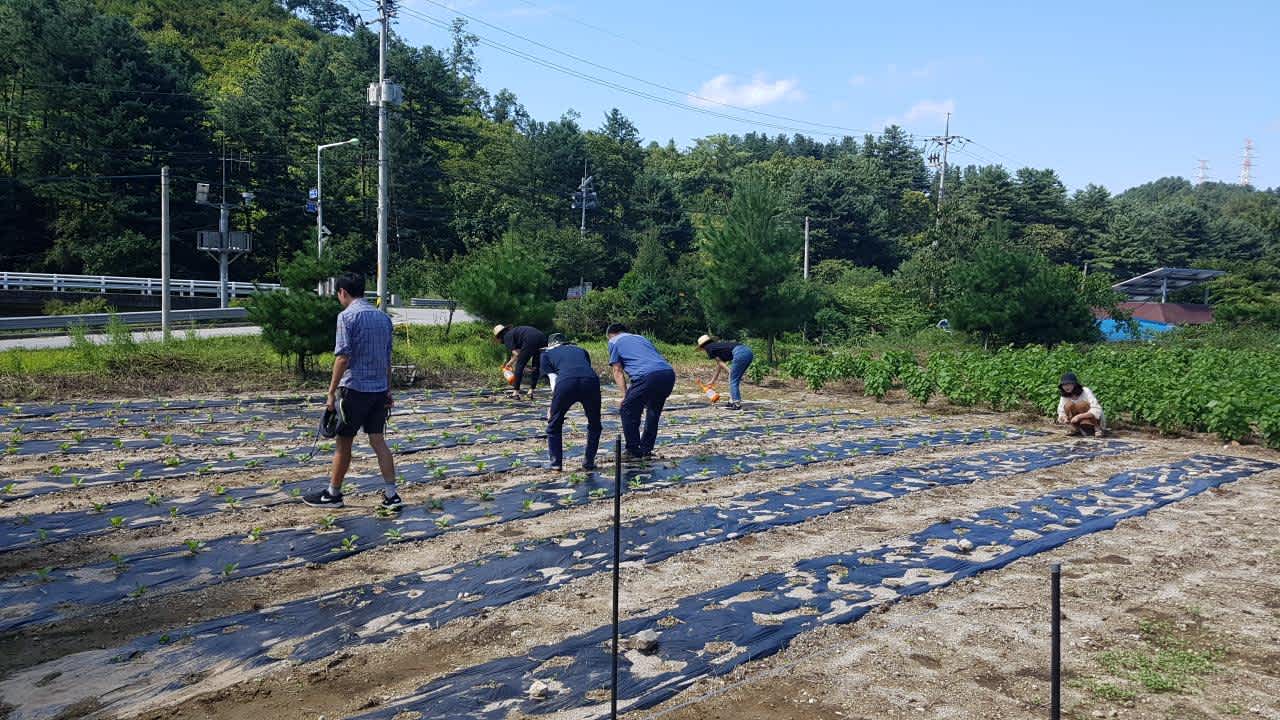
top-left (1073, 614), bottom-right (1225, 708)
top-left (0, 321), bottom-right (741, 399)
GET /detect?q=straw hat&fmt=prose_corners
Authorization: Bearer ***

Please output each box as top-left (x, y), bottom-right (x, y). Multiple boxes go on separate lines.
top-left (492, 324), bottom-right (506, 338)
top-left (696, 334), bottom-right (712, 348)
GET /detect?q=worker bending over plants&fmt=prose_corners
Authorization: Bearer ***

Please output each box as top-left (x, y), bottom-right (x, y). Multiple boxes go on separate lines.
top-left (1057, 372), bottom-right (1106, 437)
top-left (494, 323), bottom-right (547, 400)
top-left (540, 333), bottom-right (603, 471)
top-left (607, 323), bottom-right (676, 462)
top-left (696, 334), bottom-right (754, 410)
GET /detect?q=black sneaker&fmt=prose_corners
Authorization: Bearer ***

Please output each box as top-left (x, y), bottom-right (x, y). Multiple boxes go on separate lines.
top-left (581, 463), bottom-right (598, 471)
top-left (380, 491), bottom-right (404, 511)
top-left (302, 488), bottom-right (344, 508)
top-left (622, 451), bottom-right (648, 464)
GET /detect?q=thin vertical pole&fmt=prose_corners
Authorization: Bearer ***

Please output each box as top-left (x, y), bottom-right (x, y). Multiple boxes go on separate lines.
top-left (160, 166), bottom-right (171, 340)
top-left (611, 434), bottom-right (622, 719)
top-left (376, 0), bottom-right (390, 308)
top-left (803, 216), bottom-right (810, 280)
top-left (1050, 563), bottom-right (1062, 720)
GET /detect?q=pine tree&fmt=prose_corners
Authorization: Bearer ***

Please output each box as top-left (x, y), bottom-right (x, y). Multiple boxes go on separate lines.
top-left (451, 236), bottom-right (554, 327)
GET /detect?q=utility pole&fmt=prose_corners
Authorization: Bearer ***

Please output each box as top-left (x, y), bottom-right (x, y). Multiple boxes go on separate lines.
top-left (195, 144), bottom-right (253, 308)
top-left (573, 159), bottom-right (597, 241)
top-left (924, 112), bottom-right (964, 227)
top-left (160, 166), bottom-right (171, 340)
top-left (1239, 138), bottom-right (1255, 187)
top-left (803, 216), bottom-right (810, 280)
top-left (370, 0), bottom-right (402, 309)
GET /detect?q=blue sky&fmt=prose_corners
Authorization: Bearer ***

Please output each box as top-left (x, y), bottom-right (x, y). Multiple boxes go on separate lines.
top-left (394, 0), bottom-right (1280, 193)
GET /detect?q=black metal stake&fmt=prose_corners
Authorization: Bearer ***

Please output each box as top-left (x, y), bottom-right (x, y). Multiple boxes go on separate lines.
top-left (611, 434), bottom-right (622, 720)
top-left (1051, 563), bottom-right (1062, 720)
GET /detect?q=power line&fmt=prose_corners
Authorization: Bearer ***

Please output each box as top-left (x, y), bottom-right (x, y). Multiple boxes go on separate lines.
top-left (398, 5), bottom-right (883, 139)
top-left (415, 0), bottom-right (880, 137)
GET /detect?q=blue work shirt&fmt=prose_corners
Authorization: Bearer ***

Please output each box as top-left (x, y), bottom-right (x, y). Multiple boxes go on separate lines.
top-left (541, 344), bottom-right (598, 383)
top-left (334, 298), bottom-right (393, 392)
top-left (607, 332), bottom-right (672, 380)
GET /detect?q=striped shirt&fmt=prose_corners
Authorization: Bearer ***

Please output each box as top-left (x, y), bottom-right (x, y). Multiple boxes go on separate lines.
top-left (334, 298), bottom-right (393, 392)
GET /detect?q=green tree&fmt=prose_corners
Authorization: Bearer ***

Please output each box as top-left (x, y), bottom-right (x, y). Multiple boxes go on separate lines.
top-left (945, 242), bottom-right (1099, 347)
top-left (698, 174), bottom-right (816, 361)
top-left (246, 252), bottom-right (341, 375)
top-left (451, 235), bottom-right (554, 327)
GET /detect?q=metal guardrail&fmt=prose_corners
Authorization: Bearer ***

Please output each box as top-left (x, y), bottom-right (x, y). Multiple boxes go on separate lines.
top-left (409, 297), bottom-right (457, 310)
top-left (0, 272), bottom-right (279, 298)
top-left (0, 307), bottom-right (249, 332)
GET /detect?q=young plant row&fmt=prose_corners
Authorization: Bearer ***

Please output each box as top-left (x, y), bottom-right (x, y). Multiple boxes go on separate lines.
top-left (783, 346), bottom-right (1280, 446)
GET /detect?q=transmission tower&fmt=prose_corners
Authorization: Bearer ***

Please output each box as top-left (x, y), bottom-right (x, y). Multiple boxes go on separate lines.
top-left (1194, 159), bottom-right (1210, 185)
top-left (1239, 138), bottom-right (1254, 187)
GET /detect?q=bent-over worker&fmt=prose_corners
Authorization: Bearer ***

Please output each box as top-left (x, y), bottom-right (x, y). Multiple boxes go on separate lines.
top-left (540, 333), bottom-right (603, 471)
top-left (696, 334), bottom-right (754, 409)
top-left (494, 324), bottom-right (547, 399)
top-left (606, 323), bottom-right (675, 461)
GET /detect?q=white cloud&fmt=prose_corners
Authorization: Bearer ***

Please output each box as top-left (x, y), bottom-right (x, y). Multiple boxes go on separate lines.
top-left (849, 74), bottom-right (868, 87)
top-left (690, 74), bottom-right (804, 108)
top-left (875, 99), bottom-right (956, 130)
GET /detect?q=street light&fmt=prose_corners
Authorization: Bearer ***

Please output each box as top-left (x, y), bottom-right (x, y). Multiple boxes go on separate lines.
top-left (316, 138), bottom-right (359, 258)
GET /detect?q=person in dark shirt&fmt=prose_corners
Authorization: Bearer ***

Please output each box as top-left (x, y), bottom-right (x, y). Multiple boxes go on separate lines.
top-left (493, 324), bottom-right (548, 399)
top-left (696, 334), bottom-right (754, 410)
top-left (540, 333), bottom-right (603, 471)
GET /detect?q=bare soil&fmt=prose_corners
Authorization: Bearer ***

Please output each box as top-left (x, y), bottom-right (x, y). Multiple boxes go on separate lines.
top-left (1, 384), bottom-right (1276, 720)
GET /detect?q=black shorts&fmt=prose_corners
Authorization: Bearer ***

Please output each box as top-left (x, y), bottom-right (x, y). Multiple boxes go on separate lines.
top-left (336, 388), bottom-right (389, 437)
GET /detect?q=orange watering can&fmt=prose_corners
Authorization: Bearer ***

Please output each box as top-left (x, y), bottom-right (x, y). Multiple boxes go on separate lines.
top-left (700, 382), bottom-right (720, 404)
top-left (502, 367), bottom-right (516, 385)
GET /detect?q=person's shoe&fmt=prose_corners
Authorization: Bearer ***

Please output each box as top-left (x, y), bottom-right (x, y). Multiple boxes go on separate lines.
top-left (1064, 427), bottom-right (1081, 437)
top-left (302, 488), bottom-right (344, 508)
top-left (581, 463), bottom-right (598, 472)
top-left (380, 491), bottom-right (404, 511)
top-left (548, 463), bottom-right (563, 472)
top-left (725, 401), bottom-right (742, 410)
top-left (622, 451), bottom-right (648, 464)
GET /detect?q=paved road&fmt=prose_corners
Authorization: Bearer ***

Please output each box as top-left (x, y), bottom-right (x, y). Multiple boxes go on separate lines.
top-left (0, 306), bottom-right (475, 351)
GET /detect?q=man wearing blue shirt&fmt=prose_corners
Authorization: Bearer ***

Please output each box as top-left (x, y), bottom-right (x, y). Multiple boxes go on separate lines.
top-left (540, 333), bottom-right (602, 471)
top-left (606, 323), bottom-right (675, 461)
top-left (303, 272), bottom-right (402, 511)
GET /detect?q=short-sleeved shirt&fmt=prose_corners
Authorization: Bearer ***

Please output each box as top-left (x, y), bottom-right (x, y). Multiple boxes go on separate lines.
top-left (607, 332), bottom-right (672, 379)
top-left (334, 298), bottom-right (393, 392)
top-left (541, 345), bottom-right (597, 382)
top-left (503, 326), bottom-right (547, 354)
top-left (703, 341), bottom-right (738, 362)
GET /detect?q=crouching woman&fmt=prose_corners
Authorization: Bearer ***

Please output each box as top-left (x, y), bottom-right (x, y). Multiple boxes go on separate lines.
top-left (1057, 372), bottom-right (1105, 436)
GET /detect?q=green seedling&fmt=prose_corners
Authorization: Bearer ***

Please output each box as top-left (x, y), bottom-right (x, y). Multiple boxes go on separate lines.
top-left (34, 567), bottom-right (53, 583)
top-left (559, 496), bottom-right (576, 507)
top-left (226, 451), bottom-right (237, 460)
top-left (109, 553), bottom-right (128, 571)
top-left (109, 516), bottom-right (125, 528)
top-left (383, 528), bottom-right (403, 541)
top-left (318, 515), bottom-right (338, 530)
top-left (163, 456), bottom-right (181, 468)
top-left (158, 634), bottom-right (172, 645)
top-left (289, 488), bottom-right (302, 497)
top-left (477, 488), bottom-right (494, 502)
top-left (221, 562), bottom-right (238, 578)
top-left (275, 450), bottom-right (287, 458)
top-left (71, 477), bottom-right (84, 488)
top-left (183, 539), bottom-right (206, 555)
top-left (245, 459), bottom-right (261, 469)
top-left (113, 439), bottom-right (124, 449)
top-left (90, 502), bottom-right (106, 514)
top-left (116, 461), bottom-right (126, 471)
top-left (169, 506), bottom-right (180, 518)
top-left (49, 465), bottom-right (64, 476)
top-left (589, 488), bottom-right (607, 499)
top-left (432, 467), bottom-right (446, 479)
top-left (568, 473), bottom-right (584, 486)
top-left (475, 461), bottom-right (488, 472)
top-left (59, 442), bottom-right (71, 452)
top-left (628, 478), bottom-right (643, 490)
top-left (213, 485), bottom-right (227, 496)
top-left (428, 497), bottom-right (444, 511)
top-left (224, 496), bottom-right (241, 509)
top-left (162, 434), bottom-right (174, 446)
top-left (521, 498), bottom-right (534, 512)
top-left (332, 535), bottom-right (360, 552)
top-left (131, 469), bottom-right (143, 480)
top-left (434, 517), bottom-right (451, 529)
top-left (36, 528), bottom-right (49, 541)
top-left (145, 491), bottom-right (162, 506)
top-left (1, 482), bottom-right (15, 494)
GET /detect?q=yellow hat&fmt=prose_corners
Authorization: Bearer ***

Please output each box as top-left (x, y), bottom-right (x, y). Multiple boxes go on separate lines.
top-left (696, 334), bottom-right (712, 348)
top-left (492, 324), bottom-right (506, 338)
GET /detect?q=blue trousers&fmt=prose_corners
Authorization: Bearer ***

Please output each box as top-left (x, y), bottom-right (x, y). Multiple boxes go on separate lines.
top-left (547, 376), bottom-right (602, 468)
top-left (620, 369), bottom-right (675, 456)
top-left (728, 344), bottom-right (754, 403)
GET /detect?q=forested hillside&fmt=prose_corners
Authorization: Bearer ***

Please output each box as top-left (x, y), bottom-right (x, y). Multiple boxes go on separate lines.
top-left (3, 0), bottom-right (1279, 339)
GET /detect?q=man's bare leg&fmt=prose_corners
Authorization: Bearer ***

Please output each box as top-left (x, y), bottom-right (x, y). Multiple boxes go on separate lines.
top-left (328, 436), bottom-right (355, 494)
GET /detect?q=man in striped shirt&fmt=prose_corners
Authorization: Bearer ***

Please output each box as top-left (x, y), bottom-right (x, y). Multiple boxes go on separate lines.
top-left (303, 272), bottom-right (403, 511)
